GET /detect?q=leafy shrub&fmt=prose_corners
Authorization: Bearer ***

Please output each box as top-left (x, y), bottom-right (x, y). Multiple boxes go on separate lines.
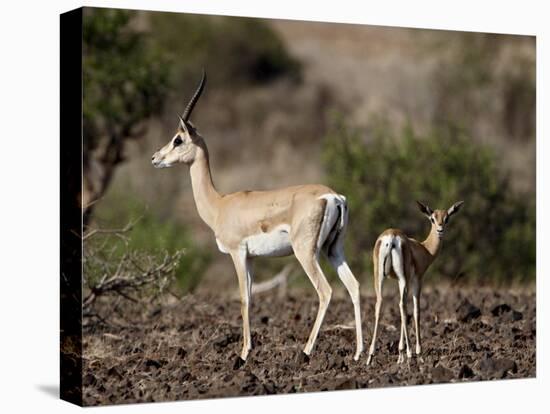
top-left (91, 193), bottom-right (211, 293)
top-left (83, 8), bottom-right (171, 147)
top-left (323, 116), bottom-right (535, 284)
top-left (432, 32), bottom-right (535, 143)
top-left (82, 9), bottom-right (172, 223)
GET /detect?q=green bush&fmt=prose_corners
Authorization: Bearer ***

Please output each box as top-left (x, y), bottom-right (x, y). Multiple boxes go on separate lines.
top-left (323, 116), bottom-right (535, 284)
top-left (148, 13), bottom-right (301, 88)
top-left (91, 194), bottom-right (211, 293)
top-left (83, 8), bottom-right (171, 147)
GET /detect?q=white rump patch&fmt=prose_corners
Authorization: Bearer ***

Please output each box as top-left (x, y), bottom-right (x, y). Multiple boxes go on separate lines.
top-left (378, 234), bottom-right (406, 280)
top-left (317, 194), bottom-right (346, 250)
top-left (245, 225), bottom-right (293, 257)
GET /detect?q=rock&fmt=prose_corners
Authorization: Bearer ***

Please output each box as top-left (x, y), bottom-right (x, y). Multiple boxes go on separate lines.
top-left (491, 303), bottom-right (523, 321)
top-left (334, 378), bottom-right (358, 390)
top-left (144, 359), bottom-right (162, 369)
top-left (491, 303), bottom-right (512, 316)
top-left (458, 364), bottom-right (475, 379)
top-left (83, 373), bottom-right (97, 386)
top-left (478, 357), bottom-right (517, 378)
top-left (456, 299), bottom-right (481, 322)
top-left (509, 310), bottom-right (523, 321)
top-left (263, 381), bottom-right (277, 394)
top-left (328, 354), bottom-right (346, 370)
top-left (260, 315), bottom-right (269, 324)
top-left (181, 370), bottom-right (192, 382)
top-left (431, 365), bottom-right (454, 382)
top-left (213, 333), bottom-right (240, 349)
top-left (107, 366), bottom-right (123, 380)
top-left (177, 347), bottom-right (187, 359)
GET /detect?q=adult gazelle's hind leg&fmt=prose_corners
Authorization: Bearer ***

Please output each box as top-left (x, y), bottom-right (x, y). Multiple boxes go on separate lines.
top-left (230, 247), bottom-right (253, 361)
top-left (391, 240), bottom-right (411, 364)
top-left (294, 246), bottom-right (332, 356)
top-left (291, 199), bottom-right (332, 357)
top-left (327, 248), bottom-right (363, 360)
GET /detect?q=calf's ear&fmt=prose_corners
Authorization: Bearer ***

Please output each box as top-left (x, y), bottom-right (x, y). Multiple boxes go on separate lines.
top-left (447, 201), bottom-right (464, 218)
top-left (416, 200), bottom-right (433, 218)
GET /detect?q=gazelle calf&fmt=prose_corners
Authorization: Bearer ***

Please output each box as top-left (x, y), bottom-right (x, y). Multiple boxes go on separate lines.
top-left (151, 71), bottom-right (363, 362)
top-left (366, 200), bottom-right (464, 365)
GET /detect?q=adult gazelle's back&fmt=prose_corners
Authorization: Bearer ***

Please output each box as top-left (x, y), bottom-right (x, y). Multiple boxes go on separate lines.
top-left (152, 71), bottom-right (363, 362)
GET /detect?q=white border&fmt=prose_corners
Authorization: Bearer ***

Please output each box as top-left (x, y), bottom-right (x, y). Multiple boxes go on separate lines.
top-left (0, 0), bottom-right (546, 412)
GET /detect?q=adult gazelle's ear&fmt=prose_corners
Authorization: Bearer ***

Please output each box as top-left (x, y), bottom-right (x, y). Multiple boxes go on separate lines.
top-left (416, 200), bottom-right (433, 218)
top-left (447, 201), bottom-right (464, 218)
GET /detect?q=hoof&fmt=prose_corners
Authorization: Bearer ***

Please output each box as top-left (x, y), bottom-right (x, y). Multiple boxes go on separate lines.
top-left (297, 351), bottom-right (310, 365)
top-left (366, 354), bottom-right (373, 366)
top-left (240, 347), bottom-right (250, 361)
top-left (233, 355), bottom-right (246, 370)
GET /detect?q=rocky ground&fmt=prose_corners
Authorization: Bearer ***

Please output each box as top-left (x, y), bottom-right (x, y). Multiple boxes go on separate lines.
top-left (82, 287), bottom-right (535, 406)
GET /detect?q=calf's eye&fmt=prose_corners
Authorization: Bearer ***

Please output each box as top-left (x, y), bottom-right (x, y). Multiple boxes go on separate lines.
top-left (173, 137), bottom-right (183, 146)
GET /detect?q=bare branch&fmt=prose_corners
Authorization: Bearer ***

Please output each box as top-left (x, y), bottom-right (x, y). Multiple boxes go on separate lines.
top-left (82, 215), bottom-right (143, 241)
top-left (82, 220), bottom-right (184, 328)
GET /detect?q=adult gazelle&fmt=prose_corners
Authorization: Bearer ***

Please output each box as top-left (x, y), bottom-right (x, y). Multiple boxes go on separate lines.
top-left (152, 71), bottom-right (363, 362)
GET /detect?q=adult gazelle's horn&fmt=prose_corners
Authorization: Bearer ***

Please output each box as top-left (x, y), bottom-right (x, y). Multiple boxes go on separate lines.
top-left (181, 69), bottom-right (207, 122)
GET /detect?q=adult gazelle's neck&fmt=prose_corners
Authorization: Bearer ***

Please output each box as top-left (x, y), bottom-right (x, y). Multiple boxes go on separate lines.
top-left (188, 146), bottom-right (221, 230)
top-left (421, 227), bottom-right (442, 258)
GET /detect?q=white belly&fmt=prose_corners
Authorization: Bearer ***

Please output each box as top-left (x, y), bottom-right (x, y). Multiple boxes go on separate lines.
top-left (245, 225), bottom-right (293, 257)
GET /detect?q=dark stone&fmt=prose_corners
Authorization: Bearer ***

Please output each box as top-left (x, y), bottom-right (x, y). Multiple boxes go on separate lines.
top-left (431, 365), bottom-right (454, 382)
top-left (456, 299), bottom-right (481, 322)
top-left (328, 354), bottom-right (346, 370)
top-left (83, 373), bottom-right (96, 386)
top-left (263, 381), bottom-right (277, 394)
top-left (510, 310), bottom-right (523, 321)
top-left (491, 304), bottom-right (523, 321)
top-left (144, 359), bottom-right (162, 369)
top-left (491, 303), bottom-right (512, 316)
top-left (478, 357), bottom-right (517, 378)
top-left (107, 366), bottom-right (123, 380)
top-left (334, 378), bottom-right (358, 390)
top-left (181, 370), bottom-right (192, 382)
top-left (260, 315), bottom-right (269, 324)
top-left (213, 333), bottom-right (240, 349)
top-left (177, 347), bottom-right (187, 359)
top-left (458, 364), bottom-right (475, 379)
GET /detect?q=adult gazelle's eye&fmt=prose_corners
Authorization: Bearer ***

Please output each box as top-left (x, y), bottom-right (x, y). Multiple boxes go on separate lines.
top-left (444, 216), bottom-right (449, 224)
top-left (430, 217), bottom-right (435, 224)
top-left (173, 136), bottom-right (183, 147)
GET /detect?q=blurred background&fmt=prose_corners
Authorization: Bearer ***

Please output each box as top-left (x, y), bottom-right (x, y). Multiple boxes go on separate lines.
top-left (82, 8), bottom-right (535, 301)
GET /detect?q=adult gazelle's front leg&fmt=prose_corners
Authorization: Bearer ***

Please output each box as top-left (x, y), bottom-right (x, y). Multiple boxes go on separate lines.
top-left (230, 247), bottom-right (252, 361)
